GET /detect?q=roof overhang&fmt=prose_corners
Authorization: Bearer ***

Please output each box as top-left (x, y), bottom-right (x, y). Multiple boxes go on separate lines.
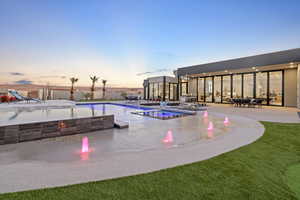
top-left (177, 48), bottom-right (300, 77)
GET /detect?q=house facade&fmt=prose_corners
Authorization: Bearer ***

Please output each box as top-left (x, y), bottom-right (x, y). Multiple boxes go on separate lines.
top-left (143, 48), bottom-right (300, 108)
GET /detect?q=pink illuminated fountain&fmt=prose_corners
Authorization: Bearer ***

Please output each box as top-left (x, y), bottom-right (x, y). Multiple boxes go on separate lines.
top-left (81, 136), bottom-right (89, 153)
top-left (224, 116), bottom-right (229, 126)
top-left (163, 130), bottom-right (174, 143)
top-left (207, 121), bottom-right (214, 139)
top-left (207, 121), bottom-right (214, 131)
top-left (203, 110), bottom-right (208, 118)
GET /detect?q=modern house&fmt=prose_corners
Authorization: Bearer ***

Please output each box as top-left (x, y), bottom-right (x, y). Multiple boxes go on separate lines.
top-left (143, 76), bottom-right (178, 101)
top-left (143, 48), bottom-right (300, 108)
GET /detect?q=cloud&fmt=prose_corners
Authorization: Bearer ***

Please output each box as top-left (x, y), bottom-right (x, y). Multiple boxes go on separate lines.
top-left (38, 75), bottom-right (67, 79)
top-left (10, 72), bottom-right (25, 76)
top-left (14, 80), bottom-right (33, 85)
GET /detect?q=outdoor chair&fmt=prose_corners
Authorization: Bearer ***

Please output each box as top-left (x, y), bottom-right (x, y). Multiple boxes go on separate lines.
top-left (8, 90), bottom-right (41, 103)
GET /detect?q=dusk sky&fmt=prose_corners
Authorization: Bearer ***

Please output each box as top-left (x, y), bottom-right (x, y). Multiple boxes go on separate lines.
top-left (0, 0), bottom-right (299, 87)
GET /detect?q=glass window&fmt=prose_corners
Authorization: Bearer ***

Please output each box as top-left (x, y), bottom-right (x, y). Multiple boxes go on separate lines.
top-left (198, 78), bottom-right (205, 102)
top-left (214, 76), bottom-right (222, 102)
top-left (243, 74), bottom-right (254, 98)
top-left (159, 83), bottom-right (164, 100)
top-left (205, 77), bottom-right (213, 102)
top-left (188, 78), bottom-right (197, 97)
top-left (149, 83), bottom-right (154, 100)
top-left (165, 83), bottom-right (169, 101)
top-left (222, 75), bottom-right (231, 103)
top-left (232, 74), bottom-right (242, 98)
top-left (256, 72), bottom-right (268, 104)
top-left (169, 83), bottom-right (177, 101)
top-left (154, 83), bottom-right (159, 99)
top-left (269, 71), bottom-right (282, 105)
top-left (181, 82), bottom-right (187, 96)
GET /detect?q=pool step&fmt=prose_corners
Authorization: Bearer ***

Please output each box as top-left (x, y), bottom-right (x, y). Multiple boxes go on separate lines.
top-left (114, 121), bottom-right (129, 129)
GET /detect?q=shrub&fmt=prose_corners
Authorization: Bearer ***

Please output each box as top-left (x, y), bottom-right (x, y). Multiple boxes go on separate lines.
top-left (0, 95), bottom-right (10, 102)
top-left (9, 96), bottom-right (17, 102)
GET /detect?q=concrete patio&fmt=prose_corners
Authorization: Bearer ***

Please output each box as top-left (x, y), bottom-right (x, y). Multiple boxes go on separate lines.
top-left (0, 104), bottom-right (298, 194)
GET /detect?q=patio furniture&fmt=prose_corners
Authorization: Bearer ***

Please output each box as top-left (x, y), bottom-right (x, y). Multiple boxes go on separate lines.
top-left (125, 95), bottom-right (139, 101)
top-left (231, 98), bottom-right (264, 108)
top-left (8, 90), bottom-right (41, 103)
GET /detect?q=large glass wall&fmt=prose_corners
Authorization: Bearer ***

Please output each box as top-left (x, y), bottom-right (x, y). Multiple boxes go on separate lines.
top-left (256, 72), bottom-right (268, 104)
top-left (269, 71), bottom-right (282, 105)
top-left (175, 69), bottom-right (283, 105)
top-left (198, 78), bottom-right (205, 102)
top-left (205, 77), bottom-right (213, 102)
top-left (222, 76), bottom-right (231, 103)
top-left (243, 74), bottom-right (254, 98)
top-left (232, 74), bottom-right (242, 98)
top-left (214, 76), bottom-right (222, 102)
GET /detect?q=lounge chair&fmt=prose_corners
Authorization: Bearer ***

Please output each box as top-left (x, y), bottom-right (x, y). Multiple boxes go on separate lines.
top-left (8, 90), bottom-right (41, 103)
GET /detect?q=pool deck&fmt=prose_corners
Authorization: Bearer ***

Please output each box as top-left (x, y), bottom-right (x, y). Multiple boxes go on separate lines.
top-left (0, 102), bottom-right (299, 193)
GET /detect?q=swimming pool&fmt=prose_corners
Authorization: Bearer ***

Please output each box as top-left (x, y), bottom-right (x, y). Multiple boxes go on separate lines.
top-left (0, 103), bottom-right (147, 126)
top-left (132, 110), bottom-right (189, 119)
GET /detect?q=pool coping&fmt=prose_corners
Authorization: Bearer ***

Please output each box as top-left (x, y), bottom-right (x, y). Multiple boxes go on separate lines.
top-left (0, 115), bottom-right (114, 145)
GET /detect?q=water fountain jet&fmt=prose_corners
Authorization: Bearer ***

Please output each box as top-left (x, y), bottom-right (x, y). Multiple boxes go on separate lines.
top-left (207, 121), bottom-right (214, 131)
top-left (81, 136), bottom-right (89, 153)
top-left (163, 130), bottom-right (174, 143)
top-left (203, 111), bottom-right (208, 118)
top-left (224, 116), bottom-right (229, 125)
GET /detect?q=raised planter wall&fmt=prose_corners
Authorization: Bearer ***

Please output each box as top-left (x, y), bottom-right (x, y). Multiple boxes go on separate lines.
top-left (0, 115), bottom-right (114, 145)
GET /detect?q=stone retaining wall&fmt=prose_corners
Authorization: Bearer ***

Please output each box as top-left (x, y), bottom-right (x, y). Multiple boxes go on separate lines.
top-left (0, 115), bottom-right (114, 145)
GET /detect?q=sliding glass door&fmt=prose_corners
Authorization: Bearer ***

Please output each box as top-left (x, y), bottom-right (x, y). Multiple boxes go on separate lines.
top-left (222, 75), bottom-right (231, 103)
top-left (192, 70), bottom-right (283, 106)
top-left (256, 72), bottom-right (268, 104)
top-left (269, 71), bottom-right (283, 106)
top-left (214, 76), bottom-right (222, 103)
top-left (181, 82), bottom-right (187, 96)
top-left (198, 78), bottom-right (205, 102)
top-left (205, 77), bottom-right (213, 102)
top-left (232, 74), bottom-right (242, 98)
top-left (243, 73), bottom-right (254, 98)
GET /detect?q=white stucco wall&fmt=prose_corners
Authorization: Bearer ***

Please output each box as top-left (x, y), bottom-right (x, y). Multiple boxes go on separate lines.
top-left (297, 64), bottom-right (300, 108)
top-left (284, 68), bottom-right (297, 107)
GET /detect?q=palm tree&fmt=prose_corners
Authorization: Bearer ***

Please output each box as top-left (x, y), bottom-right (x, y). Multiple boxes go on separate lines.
top-left (90, 76), bottom-right (99, 100)
top-left (70, 77), bottom-right (79, 100)
top-left (102, 79), bottom-right (107, 99)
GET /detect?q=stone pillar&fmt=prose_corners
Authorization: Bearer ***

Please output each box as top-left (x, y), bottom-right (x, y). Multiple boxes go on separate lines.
top-left (297, 64), bottom-right (300, 109)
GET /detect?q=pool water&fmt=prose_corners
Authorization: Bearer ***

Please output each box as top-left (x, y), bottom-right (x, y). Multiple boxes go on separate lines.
top-left (132, 110), bottom-right (188, 119)
top-left (0, 103), bottom-right (186, 126)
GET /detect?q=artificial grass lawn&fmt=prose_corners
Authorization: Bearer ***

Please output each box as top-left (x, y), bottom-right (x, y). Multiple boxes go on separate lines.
top-left (287, 164), bottom-right (300, 199)
top-left (0, 122), bottom-right (299, 200)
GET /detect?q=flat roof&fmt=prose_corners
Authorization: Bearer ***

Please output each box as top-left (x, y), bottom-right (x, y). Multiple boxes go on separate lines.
top-left (177, 48), bottom-right (300, 76)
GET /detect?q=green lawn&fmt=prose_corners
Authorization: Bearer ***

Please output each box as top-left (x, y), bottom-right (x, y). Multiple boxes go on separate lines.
top-left (287, 164), bottom-right (300, 199)
top-left (0, 122), bottom-right (299, 200)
